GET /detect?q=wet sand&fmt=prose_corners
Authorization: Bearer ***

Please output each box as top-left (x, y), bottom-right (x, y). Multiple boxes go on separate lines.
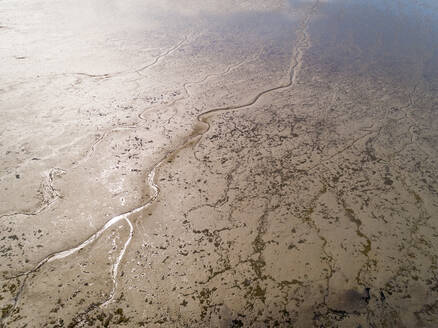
top-left (1, 0), bottom-right (438, 327)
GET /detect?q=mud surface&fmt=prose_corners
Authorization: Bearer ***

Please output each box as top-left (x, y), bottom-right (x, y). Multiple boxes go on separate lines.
top-left (1, 0), bottom-right (438, 327)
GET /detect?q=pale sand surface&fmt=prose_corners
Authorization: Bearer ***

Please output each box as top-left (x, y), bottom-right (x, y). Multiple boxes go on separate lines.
top-left (1, 0), bottom-right (438, 327)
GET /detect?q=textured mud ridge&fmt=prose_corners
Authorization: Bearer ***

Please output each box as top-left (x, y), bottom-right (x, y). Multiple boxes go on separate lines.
top-left (1, 0), bottom-right (438, 327)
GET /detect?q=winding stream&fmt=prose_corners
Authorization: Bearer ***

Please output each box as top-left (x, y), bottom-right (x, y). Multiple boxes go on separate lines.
top-left (3, 0), bottom-right (319, 319)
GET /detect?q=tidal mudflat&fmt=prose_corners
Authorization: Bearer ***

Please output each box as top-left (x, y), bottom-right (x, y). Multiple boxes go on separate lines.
top-left (1, 0), bottom-right (438, 327)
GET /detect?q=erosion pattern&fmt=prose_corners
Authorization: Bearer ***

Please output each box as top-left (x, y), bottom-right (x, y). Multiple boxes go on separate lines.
top-left (1, 0), bottom-right (438, 327)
